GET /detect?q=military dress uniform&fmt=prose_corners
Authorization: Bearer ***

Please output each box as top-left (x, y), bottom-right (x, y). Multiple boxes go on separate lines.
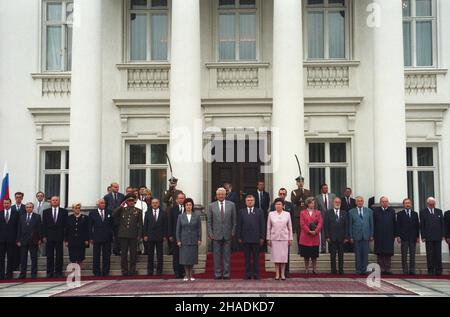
top-left (290, 187), bottom-right (311, 234)
top-left (65, 214), bottom-right (89, 263)
top-left (113, 206), bottom-right (143, 276)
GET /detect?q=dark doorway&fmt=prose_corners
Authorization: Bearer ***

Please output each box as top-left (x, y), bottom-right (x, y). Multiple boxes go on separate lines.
top-left (211, 139), bottom-right (265, 209)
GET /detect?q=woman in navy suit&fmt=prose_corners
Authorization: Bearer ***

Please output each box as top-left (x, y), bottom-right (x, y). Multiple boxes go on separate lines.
top-left (65, 203), bottom-right (90, 265)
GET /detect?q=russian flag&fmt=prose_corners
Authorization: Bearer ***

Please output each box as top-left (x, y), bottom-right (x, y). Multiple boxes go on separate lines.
top-left (0, 163), bottom-right (10, 211)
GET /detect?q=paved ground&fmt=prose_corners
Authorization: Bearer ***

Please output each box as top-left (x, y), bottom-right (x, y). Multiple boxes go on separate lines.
top-left (0, 277), bottom-right (449, 297)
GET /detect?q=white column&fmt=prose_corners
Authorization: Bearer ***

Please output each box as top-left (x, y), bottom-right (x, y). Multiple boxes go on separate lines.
top-left (169, 0), bottom-right (203, 204)
top-left (272, 0), bottom-right (305, 194)
top-left (372, 0), bottom-right (407, 203)
top-left (69, 0), bottom-right (103, 207)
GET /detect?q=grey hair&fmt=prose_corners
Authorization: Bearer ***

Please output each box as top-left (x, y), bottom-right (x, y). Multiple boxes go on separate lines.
top-left (216, 187), bottom-right (227, 195)
top-left (26, 202), bottom-right (34, 208)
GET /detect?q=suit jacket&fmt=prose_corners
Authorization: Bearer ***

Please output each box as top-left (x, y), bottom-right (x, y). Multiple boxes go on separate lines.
top-left (176, 212), bottom-right (202, 245)
top-left (445, 210), bottom-right (450, 239)
top-left (89, 209), bottom-right (113, 243)
top-left (113, 206), bottom-right (143, 239)
top-left (348, 207), bottom-right (374, 241)
top-left (291, 188), bottom-right (311, 210)
top-left (42, 207), bottom-right (69, 242)
top-left (11, 204), bottom-right (26, 216)
top-left (207, 200), bottom-right (237, 241)
top-left (266, 211), bottom-right (293, 241)
top-left (144, 208), bottom-right (168, 241)
top-left (299, 209), bottom-right (323, 247)
top-left (104, 192), bottom-right (125, 212)
top-left (315, 193), bottom-right (336, 214)
top-left (252, 191), bottom-right (270, 214)
top-left (0, 209), bottom-right (20, 242)
top-left (324, 209), bottom-right (349, 242)
top-left (340, 197), bottom-right (356, 212)
top-left (33, 201), bottom-right (50, 218)
top-left (168, 204), bottom-right (184, 239)
top-left (226, 192), bottom-right (239, 206)
top-left (65, 214), bottom-right (89, 247)
top-left (17, 213), bottom-right (41, 246)
top-left (237, 207), bottom-right (265, 243)
top-left (396, 209), bottom-right (420, 242)
top-left (420, 208), bottom-right (444, 241)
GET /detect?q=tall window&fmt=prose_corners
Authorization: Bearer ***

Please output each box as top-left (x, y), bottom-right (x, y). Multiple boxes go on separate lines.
top-left (128, 0), bottom-right (169, 61)
top-left (41, 149), bottom-right (69, 208)
top-left (217, 0), bottom-right (258, 61)
top-left (308, 141), bottom-right (350, 196)
top-left (406, 145), bottom-right (438, 211)
top-left (127, 143), bottom-right (168, 201)
top-left (305, 0), bottom-right (348, 60)
top-left (43, 0), bottom-right (73, 71)
top-left (402, 0), bottom-right (436, 67)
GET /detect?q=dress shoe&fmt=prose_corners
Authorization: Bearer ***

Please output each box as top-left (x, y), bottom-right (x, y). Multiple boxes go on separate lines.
top-left (214, 276), bottom-right (222, 280)
top-left (223, 276), bottom-right (230, 280)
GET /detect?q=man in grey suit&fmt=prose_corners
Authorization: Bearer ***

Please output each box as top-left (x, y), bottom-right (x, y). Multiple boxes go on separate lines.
top-left (315, 184), bottom-right (336, 253)
top-left (207, 187), bottom-right (237, 280)
top-left (33, 192), bottom-right (50, 256)
top-left (348, 196), bottom-right (374, 275)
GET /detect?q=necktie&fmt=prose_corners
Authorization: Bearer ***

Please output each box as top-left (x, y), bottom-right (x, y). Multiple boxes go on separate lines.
top-left (430, 208), bottom-right (434, 215)
top-left (335, 209), bottom-right (339, 221)
top-left (259, 192), bottom-right (262, 208)
top-left (153, 209), bottom-right (157, 221)
top-left (5, 210), bottom-right (9, 223)
top-left (53, 208), bottom-right (57, 223)
top-left (220, 202), bottom-right (224, 220)
top-left (27, 214), bottom-right (31, 225)
top-left (101, 210), bottom-right (105, 221)
top-left (324, 195), bottom-right (328, 210)
top-left (359, 208), bottom-right (363, 220)
top-left (408, 210), bottom-right (411, 218)
top-left (347, 197), bottom-right (350, 206)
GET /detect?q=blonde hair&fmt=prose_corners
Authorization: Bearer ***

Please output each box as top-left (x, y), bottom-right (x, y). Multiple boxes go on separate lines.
top-left (71, 203), bottom-right (82, 210)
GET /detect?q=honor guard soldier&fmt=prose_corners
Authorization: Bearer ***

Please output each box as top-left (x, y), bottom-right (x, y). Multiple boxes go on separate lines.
top-left (291, 177), bottom-right (311, 237)
top-left (113, 194), bottom-right (143, 276)
top-left (163, 177), bottom-right (183, 210)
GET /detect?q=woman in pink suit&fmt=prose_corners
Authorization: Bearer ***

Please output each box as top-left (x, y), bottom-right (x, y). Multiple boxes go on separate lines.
top-left (267, 198), bottom-right (293, 280)
top-left (299, 197), bottom-right (323, 275)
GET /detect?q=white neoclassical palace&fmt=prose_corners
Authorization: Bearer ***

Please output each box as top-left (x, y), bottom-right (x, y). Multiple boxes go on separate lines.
top-left (0, 0), bottom-right (449, 212)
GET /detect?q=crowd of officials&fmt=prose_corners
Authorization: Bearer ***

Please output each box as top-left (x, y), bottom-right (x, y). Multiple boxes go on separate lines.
top-left (1, 176), bottom-right (450, 281)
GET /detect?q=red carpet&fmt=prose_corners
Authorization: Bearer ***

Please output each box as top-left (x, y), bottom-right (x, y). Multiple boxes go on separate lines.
top-left (200, 252), bottom-right (268, 279)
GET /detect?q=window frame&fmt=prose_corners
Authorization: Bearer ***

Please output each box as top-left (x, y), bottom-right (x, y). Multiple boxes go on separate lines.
top-left (125, 141), bottom-right (169, 199)
top-left (214, 0), bottom-right (261, 62)
top-left (303, 0), bottom-right (352, 61)
top-left (406, 144), bottom-right (440, 211)
top-left (306, 139), bottom-right (352, 196)
top-left (41, 0), bottom-right (73, 72)
top-left (124, 0), bottom-right (172, 63)
top-left (402, 0), bottom-right (438, 68)
top-left (40, 148), bottom-right (70, 208)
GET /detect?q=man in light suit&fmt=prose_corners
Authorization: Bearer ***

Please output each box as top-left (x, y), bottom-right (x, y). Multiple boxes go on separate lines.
top-left (315, 184), bottom-right (336, 253)
top-left (207, 187), bottom-right (237, 280)
top-left (348, 196), bottom-right (374, 275)
top-left (237, 195), bottom-right (265, 280)
top-left (103, 182), bottom-right (125, 256)
top-left (33, 192), bottom-right (50, 256)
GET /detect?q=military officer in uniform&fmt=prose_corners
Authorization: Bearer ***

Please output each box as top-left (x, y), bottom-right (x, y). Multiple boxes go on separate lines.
top-left (113, 194), bottom-right (143, 276)
top-left (290, 176), bottom-right (311, 238)
top-left (163, 177), bottom-right (183, 210)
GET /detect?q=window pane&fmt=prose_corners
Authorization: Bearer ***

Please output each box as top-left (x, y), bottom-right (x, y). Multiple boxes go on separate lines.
top-left (66, 25), bottom-right (73, 71)
top-left (45, 151), bottom-right (61, 170)
top-left (219, 14), bottom-right (236, 60)
top-left (46, 26), bottom-right (62, 71)
top-left (330, 143), bottom-right (346, 163)
top-left (418, 171), bottom-right (434, 210)
top-left (417, 147), bottom-right (433, 166)
top-left (45, 175), bottom-right (61, 199)
top-left (406, 147), bottom-right (413, 166)
top-left (131, 0), bottom-right (147, 9)
top-left (239, 13), bottom-right (256, 60)
top-left (416, 0), bottom-right (432, 16)
top-left (416, 21), bottom-right (433, 66)
top-left (65, 150), bottom-right (70, 169)
top-left (328, 11), bottom-right (346, 59)
top-left (330, 167), bottom-right (347, 196)
top-left (308, 0), bottom-right (324, 5)
top-left (329, 0), bottom-right (344, 5)
top-left (151, 169), bottom-right (167, 201)
top-left (309, 143), bottom-right (325, 163)
top-left (219, 0), bottom-right (235, 8)
top-left (308, 12), bottom-right (324, 59)
top-left (130, 14), bottom-right (148, 61)
top-left (130, 169), bottom-right (146, 188)
top-left (402, 0), bottom-right (411, 17)
top-left (407, 170), bottom-right (414, 204)
top-left (151, 0), bottom-right (167, 8)
top-left (151, 144), bottom-right (167, 164)
top-left (309, 168), bottom-right (325, 196)
top-left (403, 22), bottom-right (412, 67)
top-left (239, 0), bottom-right (256, 8)
top-left (151, 14), bottom-right (168, 60)
top-left (130, 144), bottom-right (147, 164)
top-left (47, 3), bottom-right (62, 21)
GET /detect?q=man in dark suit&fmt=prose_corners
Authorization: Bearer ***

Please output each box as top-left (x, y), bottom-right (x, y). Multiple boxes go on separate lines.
top-left (104, 182), bottom-right (125, 256)
top-left (237, 195), bottom-right (265, 280)
top-left (168, 192), bottom-right (186, 278)
top-left (144, 198), bottom-right (168, 276)
top-left (0, 199), bottom-right (20, 280)
top-left (445, 210), bottom-right (450, 255)
top-left (89, 199), bottom-right (113, 277)
top-left (420, 197), bottom-right (445, 275)
top-left (224, 183), bottom-right (239, 206)
top-left (341, 188), bottom-right (356, 212)
top-left (253, 181), bottom-right (270, 216)
top-left (325, 197), bottom-right (348, 275)
top-left (315, 184), bottom-right (336, 254)
top-left (11, 192), bottom-right (26, 215)
top-left (396, 198), bottom-right (420, 275)
top-left (17, 203), bottom-right (41, 279)
top-left (42, 196), bottom-right (68, 278)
